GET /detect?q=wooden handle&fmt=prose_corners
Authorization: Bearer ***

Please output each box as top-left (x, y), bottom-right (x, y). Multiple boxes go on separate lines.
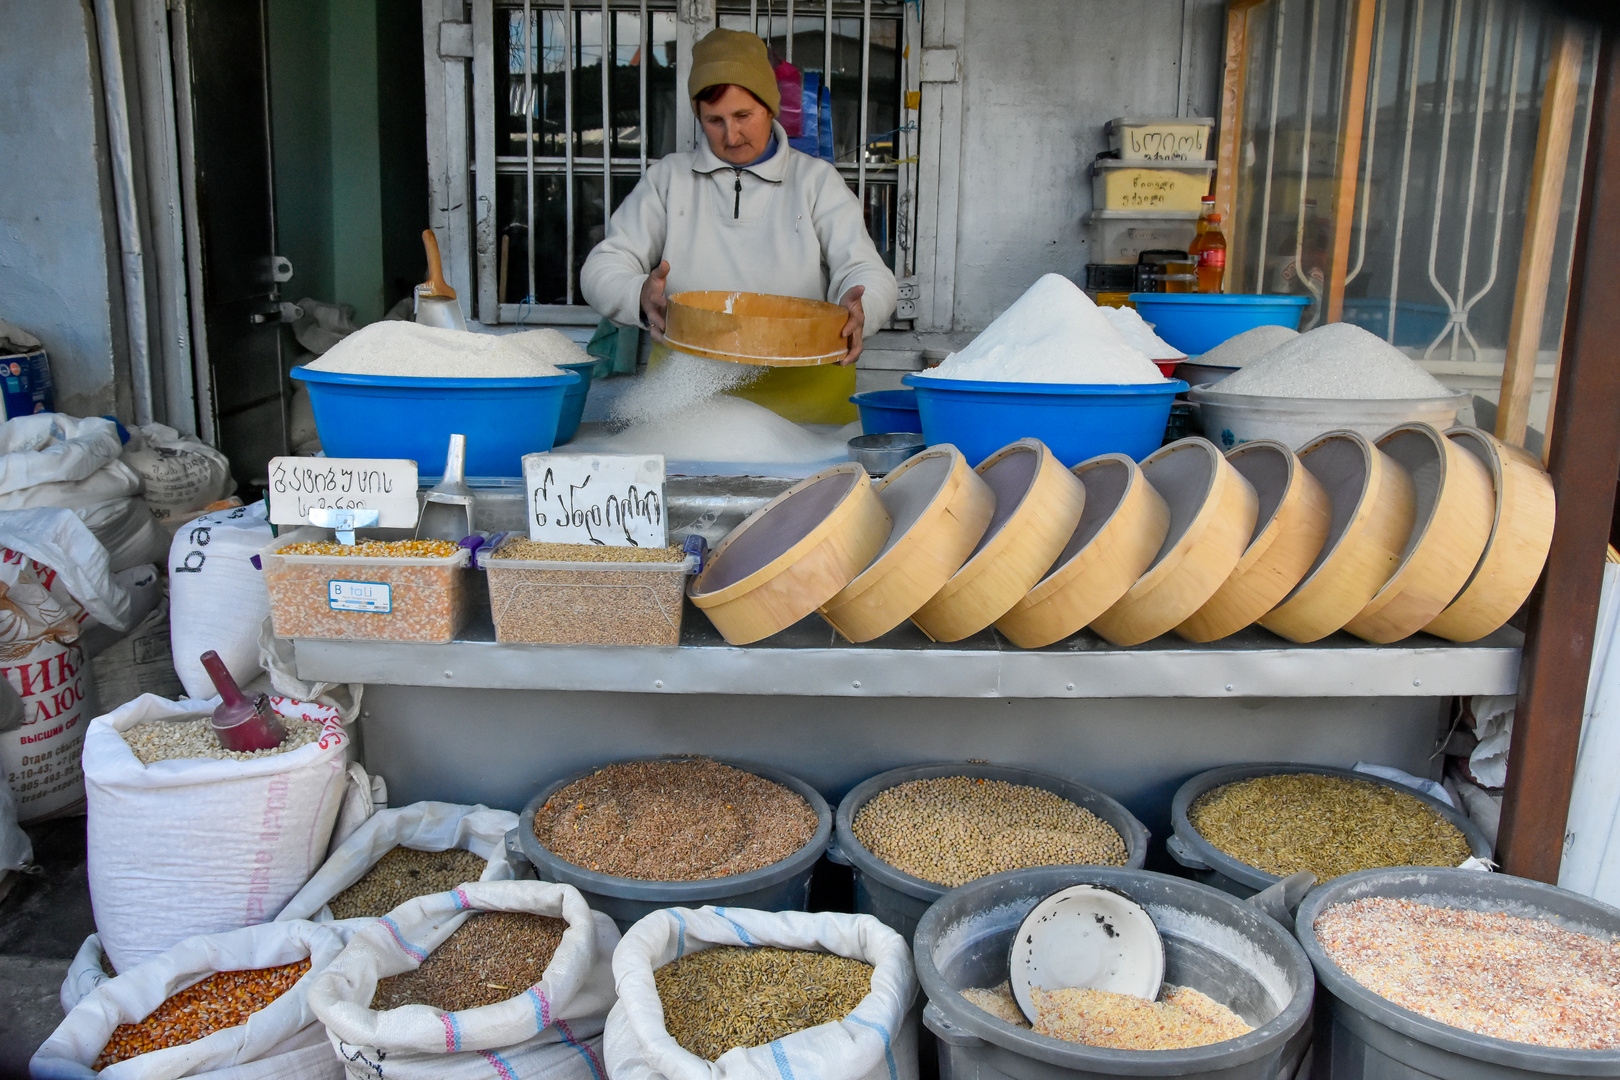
top-left (421, 229), bottom-right (456, 300)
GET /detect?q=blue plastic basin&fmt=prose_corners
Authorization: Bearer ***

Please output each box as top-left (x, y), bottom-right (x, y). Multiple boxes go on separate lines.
top-left (290, 366), bottom-right (579, 476)
top-left (1129, 293), bottom-right (1311, 355)
top-left (849, 388), bottom-right (922, 434)
top-left (902, 374), bottom-right (1187, 467)
top-left (554, 359), bottom-right (600, 445)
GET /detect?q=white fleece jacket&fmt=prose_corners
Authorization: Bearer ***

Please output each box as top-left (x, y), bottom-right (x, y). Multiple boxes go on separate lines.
top-left (580, 122), bottom-right (898, 335)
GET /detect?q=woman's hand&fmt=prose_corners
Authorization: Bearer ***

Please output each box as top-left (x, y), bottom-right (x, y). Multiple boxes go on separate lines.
top-left (640, 261), bottom-right (671, 340)
top-left (838, 285), bottom-right (866, 365)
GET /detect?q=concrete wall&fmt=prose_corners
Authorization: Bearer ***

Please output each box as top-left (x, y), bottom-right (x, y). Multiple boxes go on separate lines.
top-left (946, 0), bottom-right (1224, 331)
top-left (0, 0), bottom-right (128, 418)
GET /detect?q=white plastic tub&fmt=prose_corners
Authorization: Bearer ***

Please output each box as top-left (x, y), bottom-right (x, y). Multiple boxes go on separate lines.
top-left (1188, 385), bottom-right (1468, 452)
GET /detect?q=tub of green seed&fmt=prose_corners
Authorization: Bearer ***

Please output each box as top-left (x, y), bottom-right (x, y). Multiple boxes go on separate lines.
top-left (832, 762), bottom-right (1149, 943)
top-left (1168, 763), bottom-right (1493, 898)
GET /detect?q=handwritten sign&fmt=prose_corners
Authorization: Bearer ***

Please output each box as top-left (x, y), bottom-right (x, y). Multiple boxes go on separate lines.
top-left (267, 457), bottom-right (420, 528)
top-left (523, 452), bottom-right (666, 548)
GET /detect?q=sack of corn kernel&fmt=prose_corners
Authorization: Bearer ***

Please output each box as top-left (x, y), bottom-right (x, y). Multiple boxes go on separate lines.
top-left (275, 802), bottom-right (521, 924)
top-left (307, 879), bottom-right (619, 1079)
top-left (168, 501), bottom-right (273, 700)
top-left (32, 918), bottom-right (348, 1079)
top-left (604, 907), bottom-right (918, 1080)
top-left (85, 693), bottom-right (351, 972)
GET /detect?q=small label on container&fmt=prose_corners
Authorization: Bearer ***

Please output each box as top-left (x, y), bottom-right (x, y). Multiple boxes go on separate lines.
top-left (522, 452), bottom-right (667, 548)
top-left (328, 580), bottom-right (392, 613)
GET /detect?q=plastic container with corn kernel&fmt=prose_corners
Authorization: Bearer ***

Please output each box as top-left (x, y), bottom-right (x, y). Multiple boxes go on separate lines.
top-left (259, 526), bottom-right (476, 642)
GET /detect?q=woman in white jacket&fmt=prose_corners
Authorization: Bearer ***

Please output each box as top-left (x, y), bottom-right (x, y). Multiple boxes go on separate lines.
top-left (580, 28), bottom-right (898, 424)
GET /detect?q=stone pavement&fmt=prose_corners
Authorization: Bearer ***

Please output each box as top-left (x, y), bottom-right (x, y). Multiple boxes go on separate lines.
top-left (0, 817), bottom-right (96, 1079)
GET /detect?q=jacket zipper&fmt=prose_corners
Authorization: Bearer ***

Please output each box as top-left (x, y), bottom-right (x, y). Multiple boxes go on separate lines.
top-left (733, 170), bottom-right (742, 219)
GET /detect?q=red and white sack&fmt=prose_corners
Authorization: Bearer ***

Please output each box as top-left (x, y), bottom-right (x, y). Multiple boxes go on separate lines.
top-left (0, 546), bottom-right (96, 821)
top-left (605, 907), bottom-right (918, 1080)
top-left (85, 693), bottom-right (351, 972)
top-left (307, 880), bottom-right (619, 1080)
top-left (276, 802), bottom-right (520, 924)
top-left (32, 919), bottom-right (348, 1080)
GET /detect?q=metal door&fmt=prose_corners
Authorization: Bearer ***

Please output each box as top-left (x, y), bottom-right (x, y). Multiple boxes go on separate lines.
top-left (175, 0), bottom-right (286, 492)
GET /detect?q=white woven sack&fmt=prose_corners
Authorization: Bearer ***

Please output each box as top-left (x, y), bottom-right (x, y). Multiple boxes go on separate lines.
top-left (61, 933), bottom-right (110, 1014)
top-left (85, 693), bottom-right (351, 972)
top-left (168, 502), bottom-right (272, 699)
top-left (276, 802), bottom-right (521, 924)
top-left (31, 919), bottom-right (348, 1080)
top-left (308, 879), bottom-right (619, 1080)
top-left (605, 907), bottom-right (918, 1080)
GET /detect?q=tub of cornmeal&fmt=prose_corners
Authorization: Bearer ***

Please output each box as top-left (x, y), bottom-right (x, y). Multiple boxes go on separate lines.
top-left (260, 527), bottom-right (474, 643)
top-left (483, 537), bottom-right (698, 646)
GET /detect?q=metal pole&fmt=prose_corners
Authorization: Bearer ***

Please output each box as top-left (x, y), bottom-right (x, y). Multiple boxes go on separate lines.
top-left (1254, 0), bottom-right (1287, 291)
top-left (786, 0), bottom-right (794, 62)
top-left (1387, 0), bottom-right (1425, 343)
top-left (857, 0), bottom-right (870, 201)
top-left (824, 0), bottom-right (833, 104)
top-left (525, 0), bottom-right (536, 302)
top-left (565, 0), bottom-right (576, 304)
top-left (750, 0), bottom-right (757, 33)
top-left (639, 0), bottom-right (648, 174)
top-left (603, 0), bottom-right (612, 233)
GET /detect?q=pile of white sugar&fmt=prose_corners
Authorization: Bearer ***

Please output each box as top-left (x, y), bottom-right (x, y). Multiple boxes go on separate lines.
top-left (919, 274), bottom-right (1166, 385)
top-left (1216, 322), bottom-right (1452, 399)
top-left (1102, 306), bottom-right (1185, 361)
top-left (303, 321), bottom-right (578, 378)
top-left (1195, 324), bottom-right (1299, 369)
top-left (579, 394), bottom-right (848, 467)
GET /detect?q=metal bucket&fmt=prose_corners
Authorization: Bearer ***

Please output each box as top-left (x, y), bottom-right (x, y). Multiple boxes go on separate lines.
top-left (1168, 763), bottom-right (1493, 898)
top-left (915, 865), bottom-right (1315, 1080)
top-left (508, 756), bottom-right (831, 932)
top-left (832, 762), bottom-right (1150, 943)
top-left (1295, 867), bottom-right (1620, 1079)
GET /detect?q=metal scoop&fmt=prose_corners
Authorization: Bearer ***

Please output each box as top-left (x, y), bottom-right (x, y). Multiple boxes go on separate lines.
top-left (415, 228), bottom-right (468, 331)
top-left (416, 433), bottom-right (476, 541)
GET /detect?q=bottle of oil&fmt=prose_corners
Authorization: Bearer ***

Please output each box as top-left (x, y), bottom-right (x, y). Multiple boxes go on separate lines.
top-left (1191, 197), bottom-right (1227, 293)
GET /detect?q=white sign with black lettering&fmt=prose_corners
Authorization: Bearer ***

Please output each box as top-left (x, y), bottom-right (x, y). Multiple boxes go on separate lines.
top-left (523, 452), bottom-right (666, 548)
top-left (266, 457), bottom-right (420, 527)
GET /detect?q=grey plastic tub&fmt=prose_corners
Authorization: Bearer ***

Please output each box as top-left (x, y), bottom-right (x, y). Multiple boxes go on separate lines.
top-left (916, 865), bottom-right (1316, 1080)
top-left (832, 762), bottom-right (1150, 943)
top-left (1168, 763), bottom-right (1493, 898)
top-left (510, 756), bottom-right (832, 931)
top-left (1296, 867), bottom-right (1620, 1079)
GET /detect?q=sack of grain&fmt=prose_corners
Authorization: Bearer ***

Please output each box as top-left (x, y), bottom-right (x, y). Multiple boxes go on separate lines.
top-left (88, 597), bottom-right (185, 711)
top-left (275, 802), bottom-right (521, 924)
top-left (32, 919), bottom-right (348, 1080)
top-left (307, 879), bottom-right (619, 1080)
top-left (76, 495), bottom-right (172, 573)
top-left (122, 423), bottom-right (235, 528)
top-left (605, 907), bottom-right (917, 1080)
top-left (84, 693), bottom-right (350, 972)
top-left (168, 502), bottom-right (272, 699)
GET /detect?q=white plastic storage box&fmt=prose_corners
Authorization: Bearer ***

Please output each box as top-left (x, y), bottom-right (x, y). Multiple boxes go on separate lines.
top-left (259, 526), bottom-right (475, 643)
top-left (1105, 116), bottom-right (1216, 161)
top-left (482, 539), bottom-right (698, 646)
top-left (1092, 160), bottom-right (1217, 213)
top-left (1084, 210), bottom-right (1199, 264)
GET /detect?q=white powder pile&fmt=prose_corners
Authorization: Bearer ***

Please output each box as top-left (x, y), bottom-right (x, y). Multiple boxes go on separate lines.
top-left (1195, 324), bottom-right (1300, 369)
top-left (583, 394), bottom-right (847, 466)
top-left (1102, 305), bottom-right (1185, 361)
top-left (919, 274), bottom-right (1166, 385)
top-left (610, 350), bottom-right (763, 426)
top-left (1216, 322), bottom-right (1452, 399)
top-left (304, 322), bottom-right (576, 378)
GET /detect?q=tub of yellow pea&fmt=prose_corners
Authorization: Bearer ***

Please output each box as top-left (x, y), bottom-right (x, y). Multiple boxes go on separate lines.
top-left (259, 527), bottom-right (475, 642)
top-left (1167, 763), bottom-right (1492, 898)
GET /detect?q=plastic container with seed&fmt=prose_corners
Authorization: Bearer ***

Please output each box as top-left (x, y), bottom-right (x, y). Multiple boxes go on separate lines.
top-left (259, 526), bottom-right (475, 643)
top-left (482, 537), bottom-right (699, 646)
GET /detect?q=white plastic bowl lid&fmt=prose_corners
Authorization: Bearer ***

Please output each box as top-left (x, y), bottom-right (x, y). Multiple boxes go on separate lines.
top-left (1008, 883), bottom-right (1166, 1024)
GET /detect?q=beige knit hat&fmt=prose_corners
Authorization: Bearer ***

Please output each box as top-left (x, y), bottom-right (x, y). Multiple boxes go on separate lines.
top-left (688, 28), bottom-right (780, 115)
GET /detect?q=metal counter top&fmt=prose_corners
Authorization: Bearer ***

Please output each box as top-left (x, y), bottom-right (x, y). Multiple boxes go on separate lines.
top-left (292, 611), bottom-right (1521, 699)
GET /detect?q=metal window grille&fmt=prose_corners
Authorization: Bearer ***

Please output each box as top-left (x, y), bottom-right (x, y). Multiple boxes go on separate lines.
top-left (458, 0), bottom-right (913, 325)
top-left (1227, 0), bottom-right (1595, 374)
